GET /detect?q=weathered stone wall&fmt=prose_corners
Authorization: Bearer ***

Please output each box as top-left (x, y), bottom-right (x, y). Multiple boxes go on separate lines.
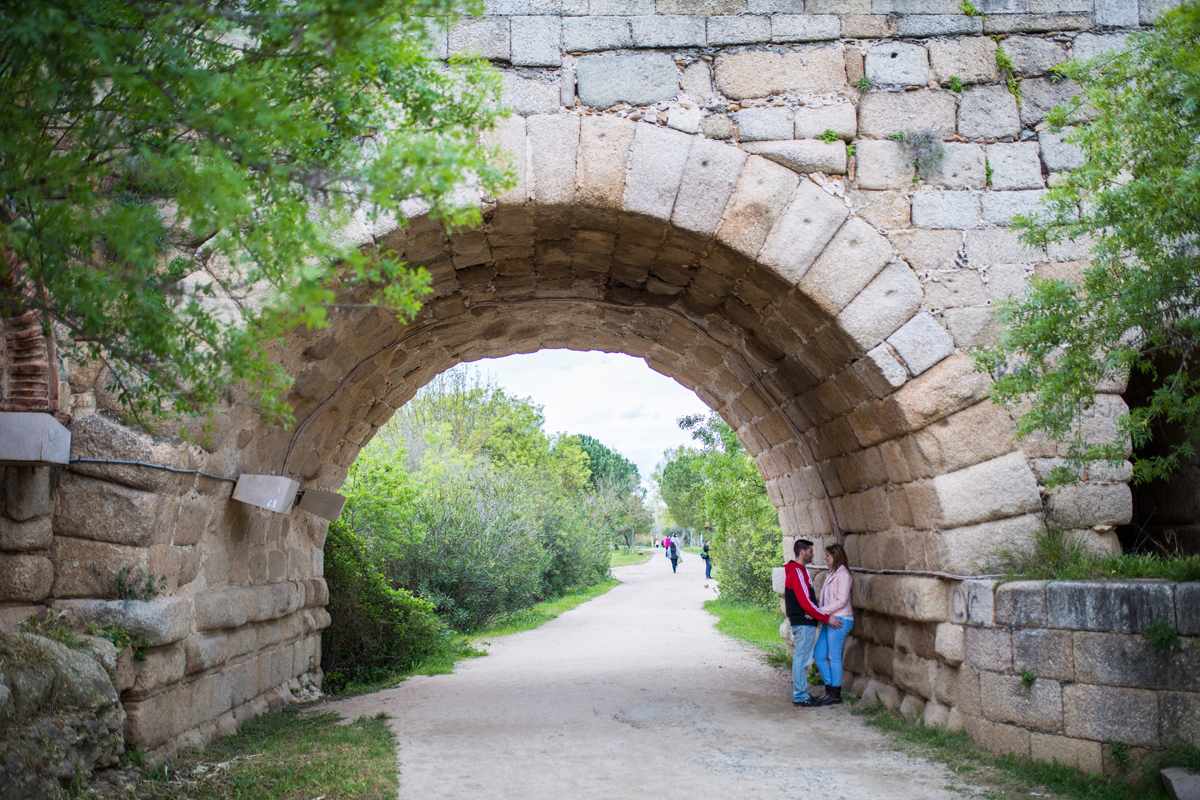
top-left (842, 577), bottom-right (1200, 771)
top-left (0, 0), bottom-right (1183, 767)
top-left (0, 633), bottom-right (130, 799)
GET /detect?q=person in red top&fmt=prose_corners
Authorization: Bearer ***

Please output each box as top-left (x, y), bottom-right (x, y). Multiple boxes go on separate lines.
top-left (784, 539), bottom-right (842, 707)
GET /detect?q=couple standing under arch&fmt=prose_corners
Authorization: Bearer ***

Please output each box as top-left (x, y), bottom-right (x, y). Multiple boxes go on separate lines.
top-left (783, 540), bottom-right (855, 708)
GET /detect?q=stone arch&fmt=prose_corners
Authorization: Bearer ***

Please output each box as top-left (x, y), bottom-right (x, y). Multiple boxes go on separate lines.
top-left (3, 5), bottom-right (1153, 763)
top-left (247, 119), bottom-right (1038, 576)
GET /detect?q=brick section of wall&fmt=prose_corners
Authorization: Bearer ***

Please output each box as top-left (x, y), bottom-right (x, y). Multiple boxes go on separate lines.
top-left (1, 307), bottom-right (57, 414)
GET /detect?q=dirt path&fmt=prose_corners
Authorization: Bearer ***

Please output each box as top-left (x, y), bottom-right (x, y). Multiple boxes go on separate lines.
top-left (321, 551), bottom-right (981, 799)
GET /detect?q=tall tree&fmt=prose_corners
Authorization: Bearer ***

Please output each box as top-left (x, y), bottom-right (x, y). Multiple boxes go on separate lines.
top-left (977, 4), bottom-right (1200, 485)
top-left (1, 0), bottom-right (507, 425)
top-left (655, 446), bottom-right (704, 530)
top-left (576, 434), bottom-right (640, 491)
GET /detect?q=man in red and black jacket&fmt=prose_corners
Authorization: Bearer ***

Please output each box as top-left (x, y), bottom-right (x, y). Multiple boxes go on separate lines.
top-left (785, 539), bottom-right (843, 707)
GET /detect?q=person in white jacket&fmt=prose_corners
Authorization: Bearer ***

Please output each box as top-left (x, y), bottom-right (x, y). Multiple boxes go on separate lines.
top-left (812, 543), bottom-right (854, 706)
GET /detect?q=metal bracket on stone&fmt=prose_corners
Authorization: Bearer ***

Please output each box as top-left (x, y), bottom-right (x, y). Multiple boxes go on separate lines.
top-left (232, 474), bottom-right (346, 521)
top-left (294, 488), bottom-right (347, 522)
top-left (0, 411), bottom-right (70, 465)
top-left (231, 474), bottom-right (300, 514)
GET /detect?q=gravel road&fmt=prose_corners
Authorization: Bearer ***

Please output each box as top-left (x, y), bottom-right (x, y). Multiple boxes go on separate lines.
top-left (321, 550), bottom-right (984, 799)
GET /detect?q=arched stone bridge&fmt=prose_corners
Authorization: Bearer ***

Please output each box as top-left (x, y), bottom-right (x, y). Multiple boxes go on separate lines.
top-left (2, 0), bottom-right (1171, 772)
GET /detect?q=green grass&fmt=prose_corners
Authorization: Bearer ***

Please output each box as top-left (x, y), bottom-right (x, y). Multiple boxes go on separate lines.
top-left (140, 707), bottom-right (397, 800)
top-left (854, 702), bottom-right (1200, 800)
top-left (476, 579), bottom-right (619, 638)
top-left (992, 525), bottom-right (1200, 583)
top-left (610, 549), bottom-right (653, 567)
top-left (702, 598), bottom-right (791, 669)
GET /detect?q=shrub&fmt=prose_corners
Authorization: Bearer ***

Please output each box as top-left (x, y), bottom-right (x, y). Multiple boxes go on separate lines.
top-left (108, 567), bottom-right (166, 601)
top-left (321, 522), bottom-right (450, 693)
top-left (712, 523), bottom-right (780, 607)
top-left (377, 472), bottom-right (553, 632)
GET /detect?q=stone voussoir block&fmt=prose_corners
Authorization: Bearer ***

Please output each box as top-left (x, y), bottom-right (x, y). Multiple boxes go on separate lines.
top-left (886, 312), bottom-right (955, 377)
top-left (1046, 580), bottom-right (1175, 633)
top-left (836, 262), bottom-right (923, 351)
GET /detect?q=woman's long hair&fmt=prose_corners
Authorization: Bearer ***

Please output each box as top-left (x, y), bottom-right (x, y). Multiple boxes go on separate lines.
top-left (825, 543), bottom-right (849, 574)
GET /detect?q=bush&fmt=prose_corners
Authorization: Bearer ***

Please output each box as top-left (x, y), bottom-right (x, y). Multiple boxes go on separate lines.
top-left (320, 523), bottom-right (450, 694)
top-left (712, 523), bottom-right (780, 607)
top-left (377, 472), bottom-right (553, 632)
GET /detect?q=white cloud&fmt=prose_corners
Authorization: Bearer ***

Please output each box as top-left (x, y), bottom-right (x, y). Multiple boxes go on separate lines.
top-left (458, 349), bottom-right (711, 485)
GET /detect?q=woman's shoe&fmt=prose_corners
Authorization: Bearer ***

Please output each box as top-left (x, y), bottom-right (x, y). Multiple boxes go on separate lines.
top-left (818, 686), bottom-right (842, 705)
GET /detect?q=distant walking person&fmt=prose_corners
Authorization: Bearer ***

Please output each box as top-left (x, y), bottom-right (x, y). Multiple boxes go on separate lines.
top-left (784, 539), bottom-right (841, 707)
top-left (701, 544), bottom-right (712, 579)
top-left (813, 543), bottom-right (854, 706)
top-left (667, 538), bottom-right (680, 573)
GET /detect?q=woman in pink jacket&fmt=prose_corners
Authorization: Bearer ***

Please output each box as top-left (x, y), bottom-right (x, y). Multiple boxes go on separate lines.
top-left (813, 543), bottom-right (854, 706)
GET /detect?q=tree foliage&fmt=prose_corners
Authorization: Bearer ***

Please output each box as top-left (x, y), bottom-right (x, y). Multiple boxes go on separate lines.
top-left (656, 413), bottom-right (779, 604)
top-left (326, 365), bottom-right (633, 651)
top-left (321, 519), bottom-right (450, 693)
top-left (976, 4), bottom-right (1200, 485)
top-left (655, 445), bottom-right (704, 530)
top-left (576, 434), bottom-right (640, 492)
top-left (1, 0), bottom-right (507, 425)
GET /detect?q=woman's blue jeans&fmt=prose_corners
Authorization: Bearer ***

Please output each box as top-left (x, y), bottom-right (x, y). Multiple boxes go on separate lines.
top-left (814, 616), bottom-right (854, 687)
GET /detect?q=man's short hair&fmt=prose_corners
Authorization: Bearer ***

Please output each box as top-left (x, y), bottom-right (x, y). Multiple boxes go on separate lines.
top-left (793, 539), bottom-right (814, 556)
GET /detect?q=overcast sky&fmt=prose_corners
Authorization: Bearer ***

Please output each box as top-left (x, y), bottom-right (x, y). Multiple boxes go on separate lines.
top-left (453, 349), bottom-right (712, 487)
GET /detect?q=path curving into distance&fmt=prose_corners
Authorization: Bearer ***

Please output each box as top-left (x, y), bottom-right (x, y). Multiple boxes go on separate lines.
top-left (322, 551), bottom-right (983, 799)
